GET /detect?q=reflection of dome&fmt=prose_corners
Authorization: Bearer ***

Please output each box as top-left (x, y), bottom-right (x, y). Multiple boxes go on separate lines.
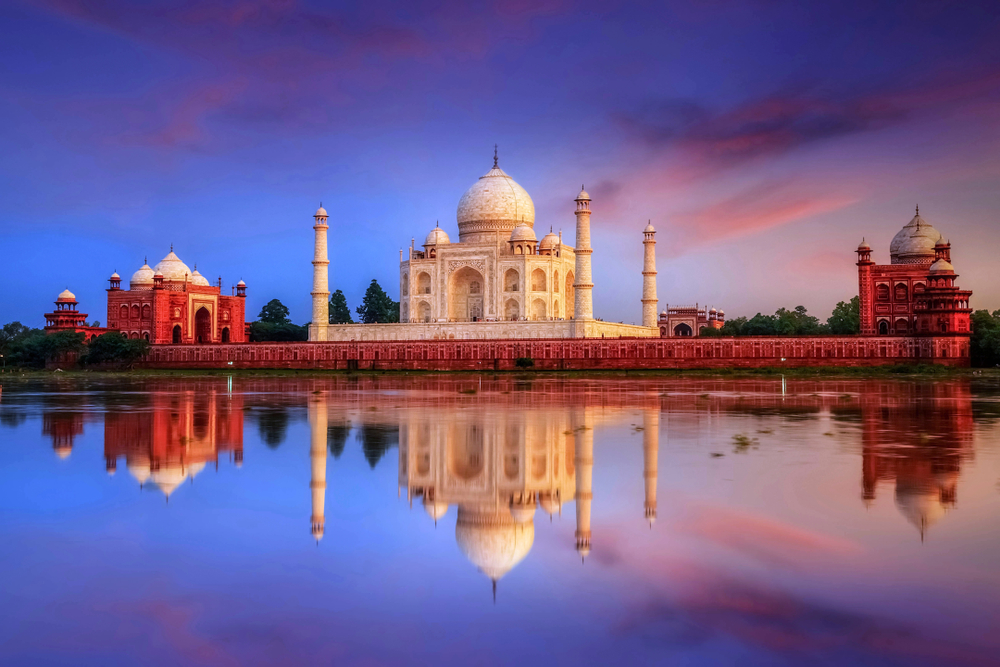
top-left (890, 210), bottom-right (942, 264)
top-left (457, 165), bottom-right (535, 240)
top-left (510, 502), bottom-right (536, 524)
top-left (153, 250), bottom-right (193, 282)
top-left (929, 258), bottom-right (955, 273)
top-left (895, 484), bottom-right (948, 537)
top-left (510, 223), bottom-right (536, 243)
top-left (150, 465), bottom-right (186, 497)
top-left (56, 289), bottom-right (76, 302)
top-left (127, 462), bottom-right (151, 485)
top-left (425, 225), bottom-right (451, 246)
top-left (455, 507), bottom-right (534, 581)
top-left (423, 496), bottom-right (450, 522)
top-left (539, 494), bottom-right (562, 516)
top-left (131, 263), bottom-right (154, 287)
top-left (54, 445), bottom-right (72, 459)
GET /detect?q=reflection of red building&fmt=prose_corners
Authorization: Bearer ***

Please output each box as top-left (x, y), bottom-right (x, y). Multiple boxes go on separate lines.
top-left (858, 381), bottom-right (973, 539)
top-left (857, 209), bottom-right (972, 339)
top-left (106, 249), bottom-right (247, 344)
top-left (104, 384), bottom-right (244, 498)
top-left (42, 411), bottom-right (85, 460)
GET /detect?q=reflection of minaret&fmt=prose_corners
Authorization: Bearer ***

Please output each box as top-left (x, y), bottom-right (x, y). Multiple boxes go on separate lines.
top-left (308, 392), bottom-right (328, 543)
top-left (574, 410), bottom-right (593, 559)
top-left (643, 409), bottom-right (659, 526)
top-left (43, 412), bottom-right (84, 460)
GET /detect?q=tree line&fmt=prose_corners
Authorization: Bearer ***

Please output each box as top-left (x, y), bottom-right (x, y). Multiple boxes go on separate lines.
top-left (250, 279), bottom-right (399, 341)
top-left (0, 322), bottom-right (149, 369)
top-left (700, 298), bottom-right (861, 337)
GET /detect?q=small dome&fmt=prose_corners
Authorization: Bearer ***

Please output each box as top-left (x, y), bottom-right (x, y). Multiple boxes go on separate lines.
top-left (710, 307), bottom-right (717, 313)
top-left (425, 225), bottom-right (451, 246)
top-left (935, 238), bottom-right (949, 248)
top-left (539, 230), bottom-right (560, 250)
top-left (236, 279), bottom-right (246, 287)
top-left (423, 496), bottom-right (450, 522)
top-left (153, 250), bottom-right (193, 282)
top-left (110, 272), bottom-right (120, 279)
top-left (190, 269), bottom-right (211, 287)
top-left (858, 240), bottom-right (871, 251)
top-left (130, 263), bottom-right (155, 286)
top-left (127, 462), bottom-right (151, 485)
top-left (890, 210), bottom-right (943, 264)
top-left (510, 502), bottom-right (536, 524)
top-left (510, 223), bottom-right (537, 243)
top-left (315, 206), bottom-right (328, 217)
top-left (153, 272), bottom-right (164, 279)
top-left (150, 465), bottom-right (186, 497)
top-left (575, 186), bottom-right (591, 201)
top-left (57, 289), bottom-right (76, 302)
top-left (660, 310), bottom-right (667, 317)
top-left (644, 221), bottom-right (655, 233)
top-left (929, 258), bottom-right (955, 273)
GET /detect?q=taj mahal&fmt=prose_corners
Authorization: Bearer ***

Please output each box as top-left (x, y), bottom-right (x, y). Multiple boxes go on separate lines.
top-left (309, 151), bottom-right (662, 341)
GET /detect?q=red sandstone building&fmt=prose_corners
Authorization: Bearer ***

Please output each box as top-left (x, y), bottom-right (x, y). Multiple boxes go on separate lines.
top-left (857, 208), bottom-right (972, 337)
top-left (43, 289), bottom-right (109, 340)
top-left (106, 249), bottom-right (247, 343)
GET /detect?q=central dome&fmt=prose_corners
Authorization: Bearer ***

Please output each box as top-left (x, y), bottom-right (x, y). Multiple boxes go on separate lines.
top-left (154, 250), bottom-right (193, 282)
top-left (890, 210), bottom-right (942, 264)
top-left (456, 165), bottom-right (535, 244)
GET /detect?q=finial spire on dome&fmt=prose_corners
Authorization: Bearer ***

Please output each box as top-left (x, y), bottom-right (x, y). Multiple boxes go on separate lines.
top-left (170, 243), bottom-right (173, 252)
top-left (493, 144), bottom-right (498, 169)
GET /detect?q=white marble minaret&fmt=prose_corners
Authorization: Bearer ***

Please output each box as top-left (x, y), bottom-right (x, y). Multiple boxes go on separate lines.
top-left (309, 205), bottom-right (330, 342)
top-left (573, 187), bottom-right (593, 321)
top-left (642, 222), bottom-right (658, 328)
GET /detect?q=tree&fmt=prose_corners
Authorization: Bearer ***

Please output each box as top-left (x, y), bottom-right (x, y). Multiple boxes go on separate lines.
top-left (0, 322), bottom-right (37, 356)
top-left (258, 299), bottom-right (291, 324)
top-left (329, 289), bottom-right (354, 324)
top-left (356, 279), bottom-right (399, 324)
top-left (11, 331), bottom-right (85, 368)
top-left (971, 309), bottom-right (1000, 367)
top-left (83, 332), bottom-right (150, 367)
top-left (827, 296), bottom-right (861, 334)
top-left (248, 321), bottom-right (308, 342)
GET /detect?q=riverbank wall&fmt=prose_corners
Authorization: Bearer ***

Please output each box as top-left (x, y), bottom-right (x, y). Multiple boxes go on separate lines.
top-left (136, 335), bottom-right (970, 370)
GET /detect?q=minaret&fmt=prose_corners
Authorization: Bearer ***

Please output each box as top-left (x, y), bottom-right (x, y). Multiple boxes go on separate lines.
top-left (310, 205), bottom-right (330, 342)
top-left (642, 221), bottom-right (657, 328)
top-left (856, 238), bottom-right (875, 335)
top-left (573, 187), bottom-right (593, 321)
top-left (574, 409), bottom-right (593, 560)
top-left (643, 408), bottom-right (659, 526)
top-left (308, 391), bottom-right (329, 542)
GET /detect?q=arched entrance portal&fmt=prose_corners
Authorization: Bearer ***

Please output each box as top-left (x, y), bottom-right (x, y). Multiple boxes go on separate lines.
top-left (448, 267), bottom-right (485, 322)
top-left (221, 327), bottom-right (230, 343)
top-left (195, 307), bottom-right (212, 343)
top-left (878, 320), bottom-right (889, 335)
top-left (172, 324), bottom-right (182, 344)
top-left (673, 323), bottom-right (693, 337)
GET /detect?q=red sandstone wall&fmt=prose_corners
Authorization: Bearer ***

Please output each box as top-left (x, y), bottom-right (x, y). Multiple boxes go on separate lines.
top-left (138, 335), bottom-right (970, 370)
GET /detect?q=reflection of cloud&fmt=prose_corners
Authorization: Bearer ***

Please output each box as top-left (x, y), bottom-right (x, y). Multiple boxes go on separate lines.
top-left (673, 504), bottom-right (861, 568)
top-left (619, 575), bottom-right (997, 665)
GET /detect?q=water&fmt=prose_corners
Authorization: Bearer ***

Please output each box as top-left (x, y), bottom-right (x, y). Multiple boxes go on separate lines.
top-left (1, 374), bottom-right (998, 666)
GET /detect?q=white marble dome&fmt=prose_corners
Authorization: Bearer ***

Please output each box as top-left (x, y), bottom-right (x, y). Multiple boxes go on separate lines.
top-left (457, 165), bottom-right (535, 241)
top-left (644, 221), bottom-right (655, 233)
top-left (153, 250), bottom-right (193, 282)
top-left (455, 507), bottom-right (534, 581)
top-left (929, 258), bottom-right (955, 273)
top-left (890, 211), bottom-right (942, 264)
top-left (57, 288), bottom-right (76, 302)
top-left (425, 225), bottom-right (451, 246)
top-left (539, 230), bottom-right (560, 250)
top-left (510, 223), bottom-right (537, 243)
top-left (130, 262), bottom-right (154, 287)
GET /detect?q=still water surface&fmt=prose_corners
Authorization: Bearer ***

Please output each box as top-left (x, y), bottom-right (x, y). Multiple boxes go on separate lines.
top-left (1, 374), bottom-right (999, 666)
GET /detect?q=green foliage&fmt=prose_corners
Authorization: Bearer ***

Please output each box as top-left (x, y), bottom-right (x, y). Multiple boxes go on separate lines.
top-left (0, 321), bottom-right (39, 356)
top-left (827, 296), bottom-right (861, 334)
top-left (329, 289), bottom-right (354, 324)
top-left (971, 309), bottom-right (1000, 367)
top-left (8, 330), bottom-right (85, 368)
top-left (356, 279), bottom-right (399, 324)
top-left (698, 307), bottom-right (827, 337)
top-left (258, 299), bottom-right (291, 324)
top-left (248, 321), bottom-right (308, 342)
top-left (83, 332), bottom-right (150, 367)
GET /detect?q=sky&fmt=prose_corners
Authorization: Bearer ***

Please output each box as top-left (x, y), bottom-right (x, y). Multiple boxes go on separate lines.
top-left (1, 0), bottom-right (999, 326)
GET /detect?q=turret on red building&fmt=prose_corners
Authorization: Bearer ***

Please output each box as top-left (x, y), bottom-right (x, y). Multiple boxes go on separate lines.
top-left (856, 208), bottom-right (972, 337)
